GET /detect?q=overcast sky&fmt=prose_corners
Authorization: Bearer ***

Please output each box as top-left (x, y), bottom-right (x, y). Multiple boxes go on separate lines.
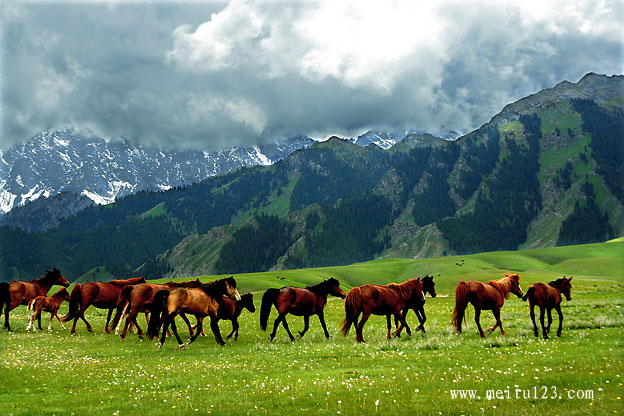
top-left (1, 0), bottom-right (622, 151)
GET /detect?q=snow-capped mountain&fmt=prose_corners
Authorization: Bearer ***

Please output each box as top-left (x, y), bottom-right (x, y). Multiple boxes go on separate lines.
top-left (0, 128), bottom-right (314, 216)
top-left (350, 129), bottom-right (459, 149)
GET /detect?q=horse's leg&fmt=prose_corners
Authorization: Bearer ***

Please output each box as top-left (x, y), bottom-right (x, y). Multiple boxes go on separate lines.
top-left (104, 308), bottom-right (114, 333)
top-left (529, 303), bottom-right (538, 337)
top-left (269, 315), bottom-right (282, 341)
top-left (296, 315), bottom-right (310, 340)
top-left (55, 312), bottom-right (66, 330)
top-left (48, 313), bottom-right (54, 331)
top-left (188, 317), bottom-right (203, 345)
top-left (225, 318), bottom-right (238, 340)
top-left (474, 307), bottom-right (486, 338)
top-left (37, 312), bottom-right (42, 330)
top-left (158, 316), bottom-right (170, 348)
top-left (280, 315), bottom-right (296, 342)
top-left (179, 313), bottom-right (194, 337)
top-left (546, 308), bottom-right (553, 335)
top-left (169, 319), bottom-right (186, 349)
top-left (416, 306), bottom-right (426, 333)
top-left (356, 311), bottom-right (371, 343)
top-left (386, 315), bottom-right (392, 339)
top-left (490, 308), bottom-right (506, 336)
top-left (210, 316), bottom-right (226, 346)
top-left (539, 306), bottom-right (548, 339)
top-left (120, 313), bottom-right (133, 341)
top-left (394, 307), bottom-right (410, 337)
top-left (555, 304), bottom-right (564, 337)
top-left (75, 305), bottom-right (93, 333)
top-left (318, 311), bottom-right (331, 339)
top-left (26, 311), bottom-right (35, 332)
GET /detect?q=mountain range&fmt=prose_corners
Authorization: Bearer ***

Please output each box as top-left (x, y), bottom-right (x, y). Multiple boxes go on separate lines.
top-left (0, 72), bottom-right (622, 282)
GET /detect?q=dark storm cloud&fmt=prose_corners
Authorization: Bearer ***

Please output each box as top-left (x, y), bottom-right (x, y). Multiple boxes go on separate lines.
top-left (1, 0), bottom-right (622, 151)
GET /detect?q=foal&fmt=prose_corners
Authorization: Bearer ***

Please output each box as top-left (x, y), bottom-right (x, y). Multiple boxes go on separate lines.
top-left (26, 288), bottom-right (70, 332)
top-left (523, 276), bottom-right (572, 338)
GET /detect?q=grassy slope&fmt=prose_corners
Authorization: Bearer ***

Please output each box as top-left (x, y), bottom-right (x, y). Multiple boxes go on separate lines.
top-left (1, 240), bottom-right (622, 416)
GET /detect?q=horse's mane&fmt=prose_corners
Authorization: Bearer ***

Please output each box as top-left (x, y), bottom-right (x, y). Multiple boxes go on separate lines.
top-left (388, 279), bottom-right (422, 302)
top-left (306, 278), bottom-right (339, 294)
top-left (33, 268), bottom-right (61, 283)
top-left (50, 288), bottom-right (68, 298)
top-left (488, 273), bottom-right (520, 299)
top-left (201, 277), bottom-right (234, 297)
top-left (166, 279), bottom-right (202, 288)
top-left (548, 276), bottom-right (571, 290)
top-left (109, 277), bottom-right (146, 287)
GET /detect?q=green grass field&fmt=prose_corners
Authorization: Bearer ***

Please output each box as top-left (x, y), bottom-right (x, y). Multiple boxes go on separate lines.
top-left (1, 239), bottom-right (623, 415)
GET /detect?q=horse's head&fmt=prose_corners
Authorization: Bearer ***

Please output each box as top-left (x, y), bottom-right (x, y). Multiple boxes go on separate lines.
top-left (327, 277), bottom-right (346, 299)
top-left (551, 276), bottom-right (573, 301)
top-left (224, 276), bottom-right (241, 302)
top-left (241, 293), bottom-right (256, 313)
top-left (49, 268), bottom-right (70, 287)
top-left (137, 276), bottom-right (147, 284)
top-left (505, 273), bottom-right (523, 298)
top-left (421, 275), bottom-right (436, 298)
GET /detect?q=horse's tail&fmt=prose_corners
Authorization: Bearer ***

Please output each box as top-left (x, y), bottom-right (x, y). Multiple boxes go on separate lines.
top-left (260, 288), bottom-right (279, 331)
top-left (451, 281), bottom-right (469, 332)
top-left (0, 282), bottom-right (9, 315)
top-left (109, 285), bottom-right (132, 332)
top-left (61, 284), bottom-right (81, 322)
top-left (146, 290), bottom-right (169, 340)
top-left (27, 298), bottom-right (37, 312)
top-left (340, 288), bottom-right (361, 336)
top-left (522, 286), bottom-right (534, 302)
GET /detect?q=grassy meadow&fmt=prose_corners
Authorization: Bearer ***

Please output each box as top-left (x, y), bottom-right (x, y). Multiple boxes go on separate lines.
top-left (1, 239), bottom-right (623, 415)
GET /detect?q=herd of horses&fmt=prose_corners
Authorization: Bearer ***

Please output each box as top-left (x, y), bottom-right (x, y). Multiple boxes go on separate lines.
top-left (0, 269), bottom-right (574, 347)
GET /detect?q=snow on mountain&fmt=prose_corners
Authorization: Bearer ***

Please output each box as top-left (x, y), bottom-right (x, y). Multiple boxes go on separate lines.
top-left (350, 128), bottom-right (457, 149)
top-left (0, 128), bottom-right (314, 216)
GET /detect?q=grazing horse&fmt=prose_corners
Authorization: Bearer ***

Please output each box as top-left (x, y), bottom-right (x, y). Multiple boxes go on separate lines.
top-left (260, 278), bottom-right (346, 342)
top-left (451, 273), bottom-right (523, 337)
top-left (523, 276), bottom-right (572, 339)
top-left (109, 279), bottom-right (202, 340)
top-left (394, 275), bottom-right (437, 336)
top-left (146, 277), bottom-right (241, 349)
top-left (194, 293), bottom-right (256, 340)
top-left (1, 268), bottom-right (69, 331)
top-left (62, 277), bottom-right (146, 334)
top-left (26, 288), bottom-right (70, 332)
top-left (340, 278), bottom-right (424, 343)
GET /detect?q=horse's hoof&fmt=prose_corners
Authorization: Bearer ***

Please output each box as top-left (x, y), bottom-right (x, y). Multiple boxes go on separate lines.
top-left (556, 333), bottom-right (561, 337)
top-left (186, 339), bottom-right (192, 345)
top-left (157, 342), bottom-right (163, 349)
top-left (486, 328), bottom-right (493, 334)
top-left (480, 333), bottom-right (486, 338)
top-left (178, 344), bottom-right (187, 350)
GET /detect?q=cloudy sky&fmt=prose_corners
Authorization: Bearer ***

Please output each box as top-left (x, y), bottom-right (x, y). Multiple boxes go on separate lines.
top-left (1, 0), bottom-right (622, 151)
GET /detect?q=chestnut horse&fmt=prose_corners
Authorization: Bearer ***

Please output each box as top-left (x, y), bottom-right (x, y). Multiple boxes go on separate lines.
top-left (0, 268), bottom-right (69, 331)
top-left (109, 279), bottom-right (202, 340)
top-left (451, 273), bottom-right (523, 337)
top-left (394, 275), bottom-right (437, 336)
top-left (523, 276), bottom-right (572, 338)
top-left (26, 287), bottom-right (70, 332)
top-left (146, 276), bottom-right (241, 349)
top-left (340, 278), bottom-right (424, 343)
top-left (62, 277), bottom-right (146, 334)
top-left (191, 293), bottom-right (256, 340)
top-left (260, 278), bottom-right (346, 342)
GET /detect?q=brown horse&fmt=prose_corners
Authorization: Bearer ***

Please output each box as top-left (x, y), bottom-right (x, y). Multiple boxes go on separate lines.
top-left (146, 276), bottom-right (241, 349)
top-left (340, 278), bottom-right (424, 343)
top-left (394, 275), bottom-right (437, 336)
top-left (62, 277), bottom-right (146, 334)
top-left (451, 273), bottom-right (523, 337)
top-left (523, 276), bottom-right (572, 339)
top-left (260, 278), bottom-right (346, 342)
top-left (109, 279), bottom-right (202, 340)
top-left (26, 288), bottom-right (70, 332)
top-left (1, 268), bottom-right (69, 331)
top-left (196, 293), bottom-right (256, 340)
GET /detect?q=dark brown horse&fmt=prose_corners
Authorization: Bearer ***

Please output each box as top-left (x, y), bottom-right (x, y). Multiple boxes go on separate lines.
top-left (394, 274), bottom-right (437, 336)
top-left (109, 279), bottom-right (202, 340)
top-left (340, 278), bottom-right (424, 343)
top-left (146, 276), bottom-right (241, 349)
top-left (193, 293), bottom-right (256, 340)
top-left (451, 273), bottom-right (523, 337)
top-left (62, 277), bottom-right (146, 334)
top-left (1, 268), bottom-right (69, 331)
top-left (523, 276), bottom-right (572, 338)
top-left (26, 287), bottom-right (70, 332)
top-left (260, 278), bottom-right (346, 342)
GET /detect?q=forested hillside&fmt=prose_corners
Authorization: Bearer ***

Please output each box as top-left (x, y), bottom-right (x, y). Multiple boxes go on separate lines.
top-left (1, 73), bottom-right (622, 281)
